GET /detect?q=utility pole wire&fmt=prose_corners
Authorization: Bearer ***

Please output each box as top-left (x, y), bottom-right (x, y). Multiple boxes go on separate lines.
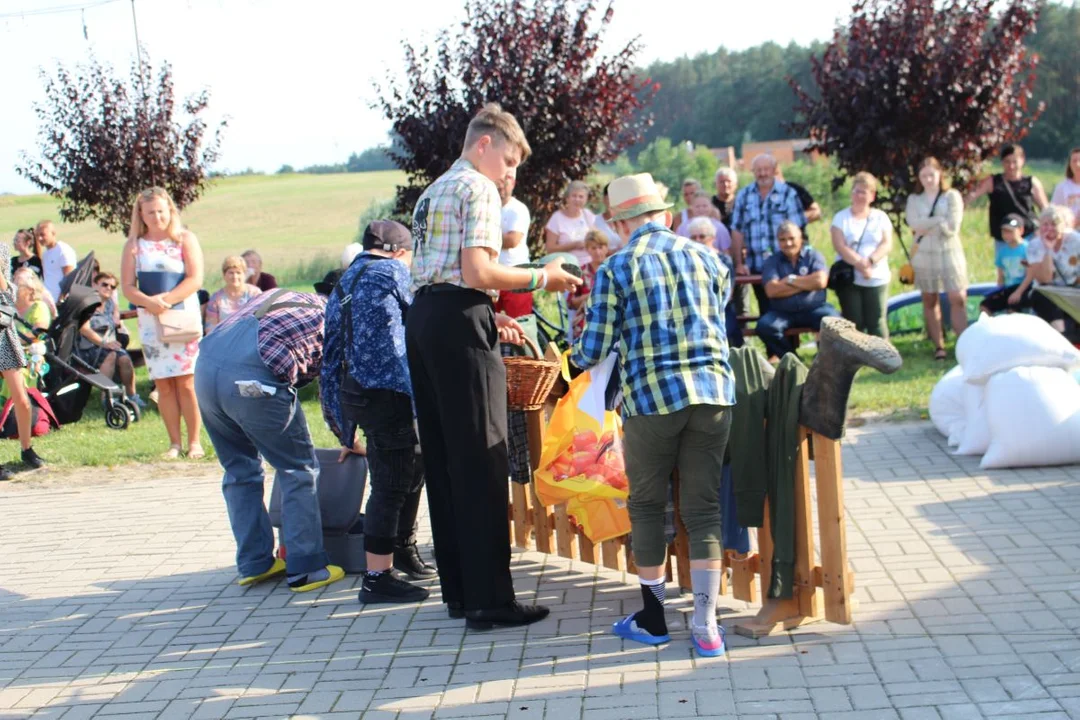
top-left (0, 0), bottom-right (120, 20)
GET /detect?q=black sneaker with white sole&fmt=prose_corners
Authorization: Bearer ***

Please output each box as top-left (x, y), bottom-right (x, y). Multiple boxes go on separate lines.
top-left (358, 570), bottom-right (430, 604)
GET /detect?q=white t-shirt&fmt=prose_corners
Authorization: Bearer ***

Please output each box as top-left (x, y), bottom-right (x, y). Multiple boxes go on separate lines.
top-left (499, 197), bottom-right (531, 267)
top-left (831, 207), bottom-right (892, 288)
top-left (545, 208), bottom-right (596, 266)
top-left (1051, 178), bottom-right (1080, 221)
top-left (42, 241), bottom-right (77, 299)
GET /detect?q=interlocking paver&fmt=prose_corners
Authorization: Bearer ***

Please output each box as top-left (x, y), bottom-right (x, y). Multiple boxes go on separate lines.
top-left (2, 421), bottom-right (1079, 718)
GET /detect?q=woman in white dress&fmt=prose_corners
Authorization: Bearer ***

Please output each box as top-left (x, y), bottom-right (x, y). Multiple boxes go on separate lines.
top-left (120, 187), bottom-right (205, 459)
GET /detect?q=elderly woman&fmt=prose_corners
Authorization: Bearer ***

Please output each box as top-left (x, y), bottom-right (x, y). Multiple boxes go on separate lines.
top-left (677, 192), bottom-right (732, 251)
top-left (685, 216), bottom-right (744, 348)
top-left (544, 180), bottom-right (597, 266)
top-left (14, 272), bottom-right (52, 390)
top-left (905, 158), bottom-right (968, 357)
top-left (832, 171), bottom-right (894, 340)
top-left (75, 272), bottom-right (141, 406)
top-left (14, 272), bottom-right (51, 333)
top-left (206, 256), bottom-right (262, 330)
top-left (1005, 205), bottom-right (1080, 333)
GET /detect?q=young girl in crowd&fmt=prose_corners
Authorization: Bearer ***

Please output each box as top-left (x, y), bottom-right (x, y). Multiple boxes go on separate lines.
top-left (568, 230), bottom-right (610, 340)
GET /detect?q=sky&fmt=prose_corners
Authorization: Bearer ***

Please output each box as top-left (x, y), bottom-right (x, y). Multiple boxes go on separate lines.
top-left (0, 0), bottom-right (856, 195)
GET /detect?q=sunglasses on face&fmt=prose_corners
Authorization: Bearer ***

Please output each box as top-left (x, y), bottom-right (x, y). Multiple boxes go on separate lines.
top-left (99, 283), bottom-right (117, 290)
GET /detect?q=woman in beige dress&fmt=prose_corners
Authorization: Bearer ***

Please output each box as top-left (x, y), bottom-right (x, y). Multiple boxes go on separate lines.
top-left (905, 157), bottom-right (968, 359)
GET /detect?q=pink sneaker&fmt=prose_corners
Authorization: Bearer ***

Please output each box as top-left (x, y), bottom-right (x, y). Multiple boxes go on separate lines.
top-left (691, 623), bottom-right (725, 657)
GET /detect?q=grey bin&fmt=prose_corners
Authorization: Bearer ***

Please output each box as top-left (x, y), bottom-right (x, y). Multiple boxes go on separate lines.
top-left (268, 448), bottom-right (368, 574)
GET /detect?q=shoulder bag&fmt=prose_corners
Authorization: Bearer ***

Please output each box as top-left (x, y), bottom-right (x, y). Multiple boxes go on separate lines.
top-left (827, 216), bottom-right (871, 291)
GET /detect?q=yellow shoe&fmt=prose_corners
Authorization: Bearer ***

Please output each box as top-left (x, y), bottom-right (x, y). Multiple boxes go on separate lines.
top-left (288, 565), bottom-right (345, 593)
top-left (238, 557), bottom-right (286, 587)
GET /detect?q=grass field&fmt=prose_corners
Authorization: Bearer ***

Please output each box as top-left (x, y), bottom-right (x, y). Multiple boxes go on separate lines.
top-left (0, 163), bottom-right (1070, 467)
top-left (0, 171), bottom-right (406, 290)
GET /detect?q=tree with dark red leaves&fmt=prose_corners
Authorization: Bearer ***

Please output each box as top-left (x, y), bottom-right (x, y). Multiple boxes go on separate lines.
top-left (790, 0), bottom-right (1042, 226)
top-left (18, 52), bottom-right (226, 235)
top-left (375, 0), bottom-right (655, 251)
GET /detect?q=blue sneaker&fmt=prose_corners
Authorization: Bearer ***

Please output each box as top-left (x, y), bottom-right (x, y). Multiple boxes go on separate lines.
top-left (612, 613), bottom-right (670, 646)
top-left (691, 623), bottom-right (726, 658)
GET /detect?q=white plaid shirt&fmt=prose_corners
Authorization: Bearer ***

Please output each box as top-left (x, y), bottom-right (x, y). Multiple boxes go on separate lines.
top-left (410, 158), bottom-right (503, 293)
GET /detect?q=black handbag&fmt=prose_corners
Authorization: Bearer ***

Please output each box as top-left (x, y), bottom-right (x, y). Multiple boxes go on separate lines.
top-left (828, 218), bottom-right (871, 291)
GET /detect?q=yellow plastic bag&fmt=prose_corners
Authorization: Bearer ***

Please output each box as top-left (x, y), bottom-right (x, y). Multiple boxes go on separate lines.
top-left (535, 352), bottom-right (631, 543)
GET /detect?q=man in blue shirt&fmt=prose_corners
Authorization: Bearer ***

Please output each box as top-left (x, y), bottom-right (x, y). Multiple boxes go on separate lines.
top-left (321, 220), bottom-right (435, 605)
top-left (757, 221), bottom-right (840, 360)
top-left (729, 154), bottom-right (805, 314)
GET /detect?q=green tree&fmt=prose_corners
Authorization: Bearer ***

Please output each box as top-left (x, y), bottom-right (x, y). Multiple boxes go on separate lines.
top-left (634, 138), bottom-right (718, 205)
top-left (1024, 1), bottom-right (1080, 161)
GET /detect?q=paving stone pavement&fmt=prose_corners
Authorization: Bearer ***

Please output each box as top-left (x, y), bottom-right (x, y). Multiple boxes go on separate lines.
top-left (1, 420), bottom-right (1080, 720)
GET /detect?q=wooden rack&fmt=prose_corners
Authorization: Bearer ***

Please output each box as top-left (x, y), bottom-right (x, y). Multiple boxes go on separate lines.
top-left (509, 410), bottom-right (854, 638)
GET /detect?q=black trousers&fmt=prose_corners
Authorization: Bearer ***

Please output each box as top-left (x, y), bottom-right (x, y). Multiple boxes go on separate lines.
top-left (405, 285), bottom-right (514, 611)
top-left (341, 387), bottom-right (424, 555)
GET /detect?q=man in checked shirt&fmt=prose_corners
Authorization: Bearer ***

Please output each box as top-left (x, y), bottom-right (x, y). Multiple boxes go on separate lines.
top-left (571, 172), bottom-right (736, 658)
top-left (195, 288), bottom-right (344, 594)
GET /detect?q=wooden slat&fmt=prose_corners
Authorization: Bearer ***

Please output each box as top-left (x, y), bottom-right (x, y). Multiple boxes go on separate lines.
top-left (525, 410), bottom-right (553, 553)
top-left (511, 482), bottom-right (531, 549)
top-left (578, 532), bottom-right (596, 564)
top-left (758, 499), bottom-right (774, 601)
top-left (793, 429), bottom-right (823, 620)
top-left (601, 539), bottom-right (623, 571)
top-left (554, 505), bottom-right (577, 560)
top-left (626, 540), bottom-right (637, 574)
top-left (730, 552), bottom-right (759, 604)
top-left (812, 432), bottom-right (853, 624)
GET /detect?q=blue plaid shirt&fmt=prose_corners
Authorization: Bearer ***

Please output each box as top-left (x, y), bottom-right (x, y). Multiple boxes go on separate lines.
top-left (320, 254), bottom-right (413, 447)
top-left (570, 222), bottom-right (736, 418)
top-left (730, 180), bottom-right (805, 272)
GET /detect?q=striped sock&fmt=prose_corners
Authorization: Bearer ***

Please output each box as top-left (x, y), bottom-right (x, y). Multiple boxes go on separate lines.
top-left (632, 577), bottom-right (667, 636)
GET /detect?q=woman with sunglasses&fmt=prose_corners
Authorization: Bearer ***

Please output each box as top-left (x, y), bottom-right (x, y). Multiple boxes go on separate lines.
top-left (74, 272), bottom-right (141, 408)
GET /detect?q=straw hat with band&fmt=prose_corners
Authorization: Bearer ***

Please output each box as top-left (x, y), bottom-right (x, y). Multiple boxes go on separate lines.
top-left (608, 173), bottom-right (674, 222)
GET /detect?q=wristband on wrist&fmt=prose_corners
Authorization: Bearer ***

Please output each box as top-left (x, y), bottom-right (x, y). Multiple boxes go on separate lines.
top-left (537, 270), bottom-right (548, 291)
top-left (526, 269), bottom-right (538, 291)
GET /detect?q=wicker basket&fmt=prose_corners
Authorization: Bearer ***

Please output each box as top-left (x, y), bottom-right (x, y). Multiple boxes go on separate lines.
top-left (504, 336), bottom-right (560, 411)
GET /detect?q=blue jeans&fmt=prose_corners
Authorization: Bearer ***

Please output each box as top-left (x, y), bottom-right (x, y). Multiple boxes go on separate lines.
top-left (756, 304), bottom-right (840, 359)
top-left (194, 316), bottom-right (328, 578)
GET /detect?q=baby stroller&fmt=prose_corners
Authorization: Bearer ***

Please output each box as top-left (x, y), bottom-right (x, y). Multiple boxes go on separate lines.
top-left (19, 283), bottom-right (141, 430)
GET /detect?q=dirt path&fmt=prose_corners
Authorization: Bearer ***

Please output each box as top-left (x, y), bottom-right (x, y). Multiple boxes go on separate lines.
top-left (0, 461), bottom-right (219, 491)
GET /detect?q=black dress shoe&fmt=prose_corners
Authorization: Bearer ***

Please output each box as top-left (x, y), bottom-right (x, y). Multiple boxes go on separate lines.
top-left (393, 543), bottom-right (437, 579)
top-left (447, 601), bottom-right (464, 619)
top-left (465, 601), bottom-right (550, 630)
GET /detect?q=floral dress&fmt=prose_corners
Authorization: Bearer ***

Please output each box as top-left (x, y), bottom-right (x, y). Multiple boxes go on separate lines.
top-left (135, 238), bottom-right (200, 379)
top-left (0, 244), bottom-right (26, 373)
